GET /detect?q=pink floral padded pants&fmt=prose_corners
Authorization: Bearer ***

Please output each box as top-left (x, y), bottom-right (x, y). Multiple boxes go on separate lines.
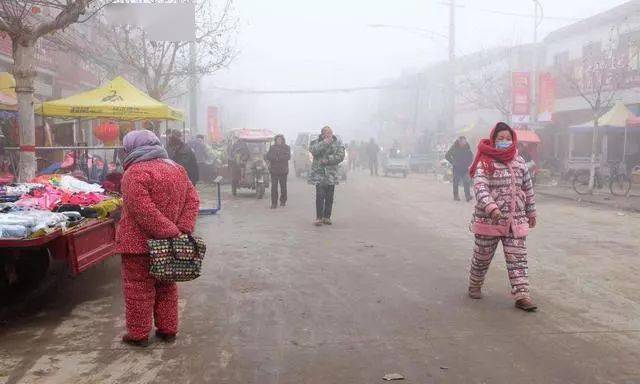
top-left (469, 234), bottom-right (530, 300)
top-left (121, 254), bottom-right (179, 340)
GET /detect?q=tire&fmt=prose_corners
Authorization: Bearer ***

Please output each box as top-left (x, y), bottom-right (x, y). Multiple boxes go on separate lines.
top-left (256, 184), bottom-right (265, 199)
top-left (572, 171), bottom-right (591, 195)
top-left (609, 175), bottom-right (631, 197)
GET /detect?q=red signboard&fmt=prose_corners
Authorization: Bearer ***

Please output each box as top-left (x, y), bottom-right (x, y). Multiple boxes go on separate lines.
top-left (207, 106), bottom-right (223, 143)
top-left (511, 72), bottom-right (531, 124)
top-left (537, 72), bottom-right (555, 122)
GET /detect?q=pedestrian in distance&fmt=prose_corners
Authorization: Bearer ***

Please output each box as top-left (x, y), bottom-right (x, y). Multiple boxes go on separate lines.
top-left (348, 140), bottom-right (359, 171)
top-left (445, 136), bottom-right (474, 201)
top-left (117, 129), bottom-right (200, 347)
top-left (167, 130), bottom-right (199, 185)
top-left (308, 126), bottom-right (346, 226)
top-left (366, 138), bottom-right (380, 176)
top-left (265, 134), bottom-right (291, 209)
top-left (467, 122), bottom-right (538, 312)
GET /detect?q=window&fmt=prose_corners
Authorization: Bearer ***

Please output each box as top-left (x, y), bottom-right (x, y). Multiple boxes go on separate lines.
top-left (553, 51), bottom-right (569, 68)
top-left (295, 133), bottom-right (309, 146)
top-left (582, 42), bottom-right (602, 60)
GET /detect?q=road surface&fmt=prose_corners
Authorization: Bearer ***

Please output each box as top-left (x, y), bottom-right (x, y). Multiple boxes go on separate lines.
top-left (1, 171), bottom-right (639, 384)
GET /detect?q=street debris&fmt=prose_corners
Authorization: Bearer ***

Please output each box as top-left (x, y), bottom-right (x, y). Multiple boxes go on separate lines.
top-left (383, 373), bottom-right (405, 381)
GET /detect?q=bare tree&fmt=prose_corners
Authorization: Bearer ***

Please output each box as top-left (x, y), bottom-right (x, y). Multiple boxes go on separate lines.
top-left (458, 67), bottom-right (511, 121)
top-left (0, 0), bottom-right (109, 181)
top-left (59, 0), bottom-right (237, 102)
top-left (457, 47), bottom-right (515, 122)
top-left (560, 29), bottom-right (629, 191)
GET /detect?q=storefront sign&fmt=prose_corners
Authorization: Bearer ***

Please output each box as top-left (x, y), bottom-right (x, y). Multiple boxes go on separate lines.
top-left (207, 106), bottom-right (222, 143)
top-left (537, 72), bottom-right (555, 122)
top-left (511, 72), bottom-right (531, 124)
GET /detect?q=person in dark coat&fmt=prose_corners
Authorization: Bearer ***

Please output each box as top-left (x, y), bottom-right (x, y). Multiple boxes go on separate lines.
top-left (446, 136), bottom-right (474, 201)
top-left (366, 138), bottom-right (380, 176)
top-left (167, 130), bottom-right (199, 185)
top-left (264, 134), bottom-right (291, 208)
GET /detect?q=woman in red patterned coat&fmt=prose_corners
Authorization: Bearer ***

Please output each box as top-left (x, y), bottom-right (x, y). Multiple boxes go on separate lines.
top-left (117, 129), bottom-right (200, 346)
top-left (468, 122), bottom-right (537, 312)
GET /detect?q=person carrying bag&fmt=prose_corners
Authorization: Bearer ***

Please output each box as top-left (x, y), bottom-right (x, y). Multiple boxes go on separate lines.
top-left (116, 130), bottom-right (201, 347)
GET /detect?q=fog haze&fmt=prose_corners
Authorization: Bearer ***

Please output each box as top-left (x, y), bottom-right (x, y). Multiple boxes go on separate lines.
top-left (203, 0), bottom-right (631, 141)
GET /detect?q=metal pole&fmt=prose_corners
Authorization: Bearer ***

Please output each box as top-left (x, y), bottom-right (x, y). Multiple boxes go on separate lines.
top-left (448, 0), bottom-right (456, 133)
top-left (531, 0), bottom-right (543, 126)
top-left (189, 41), bottom-right (198, 134)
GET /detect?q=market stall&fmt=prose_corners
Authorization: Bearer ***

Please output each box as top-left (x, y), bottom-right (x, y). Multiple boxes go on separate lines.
top-left (568, 102), bottom-right (634, 170)
top-left (1, 76), bottom-right (188, 299)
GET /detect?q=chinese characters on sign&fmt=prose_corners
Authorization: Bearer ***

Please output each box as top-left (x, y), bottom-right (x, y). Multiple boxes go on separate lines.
top-left (511, 72), bottom-right (531, 124)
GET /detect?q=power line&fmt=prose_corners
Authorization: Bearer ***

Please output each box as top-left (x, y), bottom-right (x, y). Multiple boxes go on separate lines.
top-left (206, 84), bottom-right (410, 95)
top-left (437, 2), bottom-right (583, 22)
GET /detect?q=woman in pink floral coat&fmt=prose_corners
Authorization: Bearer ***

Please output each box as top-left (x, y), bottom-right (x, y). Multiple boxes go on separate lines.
top-left (116, 130), bottom-right (200, 346)
top-left (468, 122), bottom-right (537, 312)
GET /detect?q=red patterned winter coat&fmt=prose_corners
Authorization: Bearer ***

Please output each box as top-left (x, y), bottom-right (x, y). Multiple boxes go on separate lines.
top-left (116, 159), bottom-right (200, 254)
top-left (471, 154), bottom-right (536, 238)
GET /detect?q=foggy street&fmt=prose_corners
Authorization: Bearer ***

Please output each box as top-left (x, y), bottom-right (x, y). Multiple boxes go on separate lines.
top-left (2, 172), bottom-right (639, 384)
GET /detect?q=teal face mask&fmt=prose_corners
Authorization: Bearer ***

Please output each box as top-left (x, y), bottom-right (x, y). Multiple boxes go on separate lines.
top-left (496, 140), bottom-right (513, 150)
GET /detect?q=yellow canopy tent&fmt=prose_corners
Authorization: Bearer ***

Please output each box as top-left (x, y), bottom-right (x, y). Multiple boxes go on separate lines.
top-left (570, 102), bottom-right (634, 131)
top-left (36, 76), bottom-right (184, 121)
top-left (0, 72), bottom-right (19, 111)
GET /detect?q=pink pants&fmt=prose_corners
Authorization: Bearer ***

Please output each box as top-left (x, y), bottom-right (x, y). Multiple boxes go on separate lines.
top-left (121, 254), bottom-right (178, 340)
top-left (469, 234), bottom-right (530, 300)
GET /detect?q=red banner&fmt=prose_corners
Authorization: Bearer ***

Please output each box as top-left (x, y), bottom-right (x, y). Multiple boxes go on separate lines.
top-left (207, 106), bottom-right (223, 143)
top-left (511, 72), bottom-right (531, 124)
top-left (537, 72), bottom-right (555, 122)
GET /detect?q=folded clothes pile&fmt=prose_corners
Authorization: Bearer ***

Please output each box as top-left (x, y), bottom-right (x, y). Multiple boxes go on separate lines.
top-left (0, 174), bottom-right (122, 240)
top-left (0, 210), bottom-right (79, 239)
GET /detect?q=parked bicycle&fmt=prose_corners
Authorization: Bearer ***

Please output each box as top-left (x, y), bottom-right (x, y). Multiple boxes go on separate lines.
top-left (572, 161), bottom-right (632, 196)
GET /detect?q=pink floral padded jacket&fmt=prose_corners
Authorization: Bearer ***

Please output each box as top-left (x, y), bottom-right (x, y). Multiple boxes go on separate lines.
top-left (471, 155), bottom-right (536, 238)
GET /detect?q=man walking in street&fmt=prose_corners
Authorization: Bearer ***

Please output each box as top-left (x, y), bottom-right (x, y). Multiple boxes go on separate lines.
top-left (366, 138), bottom-right (380, 176)
top-left (309, 126), bottom-right (346, 226)
top-left (167, 130), bottom-right (199, 185)
top-left (446, 136), bottom-right (474, 201)
top-left (265, 134), bottom-right (291, 209)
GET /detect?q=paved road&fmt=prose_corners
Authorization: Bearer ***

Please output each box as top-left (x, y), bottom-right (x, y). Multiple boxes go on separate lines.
top-left (2, 171), bottom-right (640, 384)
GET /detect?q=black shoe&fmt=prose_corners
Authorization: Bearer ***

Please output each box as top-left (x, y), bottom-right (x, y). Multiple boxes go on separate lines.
top-left (270, 204), bottom-right (277, 209)
top-left (466, 196), bottom-right (473, 202)
top-left (155, 330), bottom-right (177, 343)
top-left (122, 334), bottom-right (150, 347)
top-left (454, 196), bottom-right (461, 201)
top-left (280, 201), bottom-right (286, 207)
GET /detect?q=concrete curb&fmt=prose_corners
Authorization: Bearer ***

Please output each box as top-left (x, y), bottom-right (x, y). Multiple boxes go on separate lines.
top-left (537, 190), bottom-right (640, 213)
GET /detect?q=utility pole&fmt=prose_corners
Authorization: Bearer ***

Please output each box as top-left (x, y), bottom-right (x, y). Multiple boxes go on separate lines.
top-left (531, 0), bottom-right (543, 126)
top-left (189, 40), bottom-right (198, 134)
top-left (448, 0), bottom-right (456, 133)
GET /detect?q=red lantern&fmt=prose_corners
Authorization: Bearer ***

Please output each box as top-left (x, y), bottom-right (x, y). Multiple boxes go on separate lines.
top-left (94, 121), bottom-right (119, 144)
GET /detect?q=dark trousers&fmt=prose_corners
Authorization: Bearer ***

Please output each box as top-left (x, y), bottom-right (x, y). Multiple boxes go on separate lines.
top-left (271, 173), bottom-right (288, 206)
top-left (453, 170), bottom-right (472, 200)
top-left (369, 158), bottom-right (378, 175)
top-left (315, 184), bottom-right (335, 219)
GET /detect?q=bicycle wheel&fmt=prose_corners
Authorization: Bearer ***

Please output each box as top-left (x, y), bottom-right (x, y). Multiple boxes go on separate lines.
top-left (572, 171), bottom-right (591, 195)
top-left (609, 175), bottom-right (631, 197)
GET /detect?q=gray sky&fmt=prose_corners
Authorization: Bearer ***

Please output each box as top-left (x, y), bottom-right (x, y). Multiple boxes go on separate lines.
top-left (202, 0), bottom-right (631, 139)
